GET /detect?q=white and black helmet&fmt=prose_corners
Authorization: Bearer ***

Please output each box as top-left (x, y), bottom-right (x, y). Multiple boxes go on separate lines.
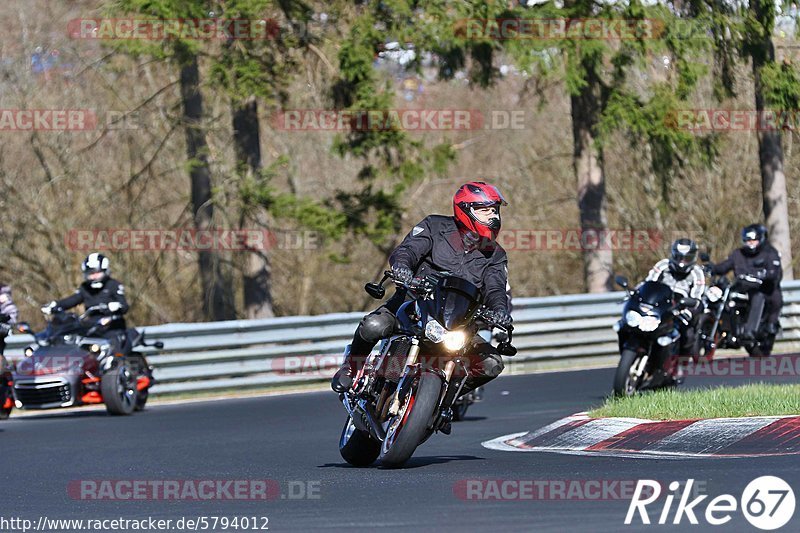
top-left (81, 253), bottom-right (110, 289)
top-left (669, 238), bottom-right (698, 276)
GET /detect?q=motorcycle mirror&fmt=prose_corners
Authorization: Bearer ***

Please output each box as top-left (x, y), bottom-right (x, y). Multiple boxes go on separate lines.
top-left (699, 252), bottom-right (710, 262)
top-left (154, 341), bottom-right (164, 349)
top-left (16, 322), bottom-right (32, 335)
top-left (364, 282), bottom-right (386, 300)
top-left (497, 342), bottom-right (517, 356)
top-left (614, 275), bottom-right (629, 288)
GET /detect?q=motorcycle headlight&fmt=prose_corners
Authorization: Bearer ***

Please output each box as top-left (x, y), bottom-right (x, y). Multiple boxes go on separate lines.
top-left (707, 286), bottom-right (722, 302)
top-left (425, 319), bottom-right (468, 351)
top-left (638, 316), bottom-right (661, 332)
top-left (443, 330), bottom-right (467, 351)
top-left (425, 319), bottom-right (446, 343)
top-left (625, 310), bottom-right (642, 327)
top-left (657, 335), bottom-right (675, 346)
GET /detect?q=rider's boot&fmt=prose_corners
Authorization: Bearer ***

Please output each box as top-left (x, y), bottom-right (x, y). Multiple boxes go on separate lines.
top-left (764, 321), bottom-right (779, 337)
top-left (331, 334), bottom-right (376, 393)
top-left (331, 345), bottom-right (355, 393)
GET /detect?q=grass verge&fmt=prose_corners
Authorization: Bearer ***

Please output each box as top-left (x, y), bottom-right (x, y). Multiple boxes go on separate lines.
top-left (589, 383), bottom-right (800, 420)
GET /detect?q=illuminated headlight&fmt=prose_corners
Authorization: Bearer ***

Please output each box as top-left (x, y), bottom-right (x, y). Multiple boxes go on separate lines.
top-left (625, 310), bottom-right (642, 327)
top-left (425, 320), bottom-right (468, 351)
top-left (707, 286), bottom-right (723, 303)
top-left (443, 330), bottom-right (467, 351)
top-left (24, 347), bottom-right (33, 357)
top-left (657, 335), bottom-right (675, 346)
top-left (638, 316), bottom-right (661, 332)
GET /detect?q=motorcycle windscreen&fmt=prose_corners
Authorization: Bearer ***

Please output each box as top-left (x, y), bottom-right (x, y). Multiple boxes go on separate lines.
top-left (635, 281), bottom-right (674, 310)
top-left (430, 276), bottom-right (481, 330)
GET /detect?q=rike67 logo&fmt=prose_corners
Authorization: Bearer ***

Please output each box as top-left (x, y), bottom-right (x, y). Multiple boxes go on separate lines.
top-left (625, 476), bottom-right (795, 530)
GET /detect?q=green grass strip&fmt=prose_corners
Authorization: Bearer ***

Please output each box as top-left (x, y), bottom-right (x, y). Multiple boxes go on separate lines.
top-left (589, 383), bottom-right (800, 420)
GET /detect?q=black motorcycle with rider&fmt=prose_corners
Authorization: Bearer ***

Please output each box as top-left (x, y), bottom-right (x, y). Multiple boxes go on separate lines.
top-left (696, 224), bottom-right (783, 358)
top-left (612, 238), bottom-right (705, 396)
top-left (332, 182), bottom-right (516, 467)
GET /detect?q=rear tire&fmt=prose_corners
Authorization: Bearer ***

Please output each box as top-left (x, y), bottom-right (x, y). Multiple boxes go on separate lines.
top-left (0, 386), bottom-right (11, 420)
top-left (380, 371), bottom-right (442, 468)
top-left (339, 417), bottom-right (380, 466)
top-left (452, 398), bottom-right (469, 421)
top-left (102, 364), bottom-right (137, 416)
top-left (613, 349), bottom-right (645, 397)
top-left (135, 387), bottom-right (148, 411)
top-left (0, 375), bottom-right (12, 420)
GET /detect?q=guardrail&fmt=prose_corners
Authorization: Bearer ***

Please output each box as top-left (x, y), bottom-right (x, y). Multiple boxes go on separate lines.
top-left (6, 281), bottom-right (800, 395)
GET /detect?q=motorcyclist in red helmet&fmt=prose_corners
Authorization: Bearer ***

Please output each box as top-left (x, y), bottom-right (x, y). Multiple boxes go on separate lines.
top-left (332, 181), bottom-right (513, 395)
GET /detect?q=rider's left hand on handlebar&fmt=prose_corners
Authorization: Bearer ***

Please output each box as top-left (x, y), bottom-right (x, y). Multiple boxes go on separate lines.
top-left (41, 301), bottom-right (57, 316)
top-left (391, 265), bottom-right (414, 285)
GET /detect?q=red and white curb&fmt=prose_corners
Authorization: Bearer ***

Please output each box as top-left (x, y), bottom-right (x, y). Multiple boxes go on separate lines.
top-left (482, 412), bottom-right (800, 459)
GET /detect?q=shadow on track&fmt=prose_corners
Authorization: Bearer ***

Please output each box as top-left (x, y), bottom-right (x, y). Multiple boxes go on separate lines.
top-left (11, 410), bottom-right (112, 421)
top-left (319, 455), bottom-right (485, 470)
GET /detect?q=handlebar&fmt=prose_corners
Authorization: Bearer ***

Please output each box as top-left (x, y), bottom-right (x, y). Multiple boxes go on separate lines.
top-left (368, 270), bottom-right (517, 355)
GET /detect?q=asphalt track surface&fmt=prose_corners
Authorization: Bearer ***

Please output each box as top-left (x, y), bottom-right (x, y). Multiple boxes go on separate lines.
top-left (5, 368), bottom-right (800, 532)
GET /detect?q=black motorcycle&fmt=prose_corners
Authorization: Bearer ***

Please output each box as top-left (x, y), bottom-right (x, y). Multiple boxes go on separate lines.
top-left (339, 270), bottom-right (516, 468)
top-left (695, 257), bottom-right (778, 358)
top-left (14, 306), bottom-right (161, 415)
top-left (612, 276), bottom-right (695, 396)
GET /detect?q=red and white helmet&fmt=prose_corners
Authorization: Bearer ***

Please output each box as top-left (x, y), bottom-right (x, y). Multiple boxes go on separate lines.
top-left (453, 181), bottom-right (508, 241)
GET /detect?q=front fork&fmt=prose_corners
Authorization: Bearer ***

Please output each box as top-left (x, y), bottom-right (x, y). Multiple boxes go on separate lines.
top-left (387, 339), bottom-right (462, 428)
top-left (388, 338), bottom-right (421, 416)
top-left (705, 288), bottom-right (729, 349)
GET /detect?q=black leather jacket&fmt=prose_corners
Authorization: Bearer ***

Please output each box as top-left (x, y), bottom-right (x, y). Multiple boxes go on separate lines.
top-left (389, 215), bottom-right (510, 312)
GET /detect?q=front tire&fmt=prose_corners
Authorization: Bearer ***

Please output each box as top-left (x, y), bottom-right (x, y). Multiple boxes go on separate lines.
top-left (380, 371), bottom-right (442, 468)
top-left (693, 314), bottom-right (719, 361)
top-left (102, 364), bottom-right (137, 415)
top-left (613, 349), bottom-right (645, 397)
top-left (339, 417), bottom-right (380, 466)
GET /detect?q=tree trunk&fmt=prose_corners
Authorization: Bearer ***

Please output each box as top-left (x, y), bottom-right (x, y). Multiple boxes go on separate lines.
top-left (751, 3), bottom-right (794, 279)
top-left (179, 52), bottom-right (235, 320)
top-left (233, 96), bottom-right (275, 318)
top-left (571, 59), bottom-right (613, 292)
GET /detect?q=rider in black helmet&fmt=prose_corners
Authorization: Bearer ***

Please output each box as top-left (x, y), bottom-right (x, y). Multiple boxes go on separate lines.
top-left (711, 224), bottom-right (783, 339)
